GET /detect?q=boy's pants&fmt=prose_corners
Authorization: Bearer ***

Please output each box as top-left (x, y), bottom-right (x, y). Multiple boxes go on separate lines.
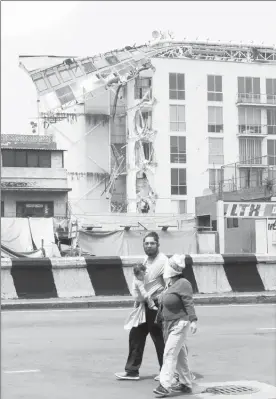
top-left (160, 318), bottom-right (192, 390)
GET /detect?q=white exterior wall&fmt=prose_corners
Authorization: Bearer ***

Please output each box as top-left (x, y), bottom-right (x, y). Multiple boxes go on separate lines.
top-left (150, 58), bottom-right (276, 214)
top-left (45, 103), bottom-right (110, 216)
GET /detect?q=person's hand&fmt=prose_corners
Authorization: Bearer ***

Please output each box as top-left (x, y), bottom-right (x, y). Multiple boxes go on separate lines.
top-left (190, 321), bottom-right (197, 334)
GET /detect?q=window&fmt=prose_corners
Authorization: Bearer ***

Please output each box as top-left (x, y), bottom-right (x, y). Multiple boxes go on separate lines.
top-left (16, 202), bottom-right (54, 218)
top-left (82, 61), bottom-right (96, 74)
top-left (208, 106), bottom-right (223, 132)
top-left (170, 136), bottom-right (186, 163)
top-left (32, 73), bottom-right (48, 92)
top-left (239, 138), bottom-right (262, 164)
top-left (55, 85), bottom-right (75, 106)
top-left (1, 201), bottom-right (4, 217)
top-left (15, 151), bottom-right (27, 167)
top-left (227, 218), bottom-right (239, 228)
top-left (169, 73), bottom-right (185, 100)
top-left (2, 150), bottom-right (15, 166)
top-left (267, 110), bottom-right (276, 134)
top-left (238, 107), bottom-right (262, 133)
top-left (27, 151), bottom-right (39, 167)
top-left (141, 111), bottom-right (152, 129)
top-left (59, 68), bottom-right (72, 82)
top-left (2, 150), bottom-right (51, 168)
top-left (209, 138), bottom-right (224, 164)
top-left (38, 152), bottom-right (51, 167)
top-left (134, 78), bottom-right (152, 99)
top-left (171, 168), bottom-right (187, 195)
top-left (170, 105), bottom-right (186, 131)
top-left (266, 79), bottom-right (276, 103)
top-left (46, 71), bottom-right (60, 87)
top-left (267, 139), bottom-right (276, 165)
top-left (142, 142), bottom-right (153, 161)
top-left (209, 168), bottom-right (224, 193)
top-left (207, 75), bottom-right (223, 101)
top-left (238, 77), bottom-right (260, 102)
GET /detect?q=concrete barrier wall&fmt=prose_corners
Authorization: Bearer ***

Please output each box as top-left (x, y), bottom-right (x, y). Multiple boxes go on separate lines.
top-left (1, 254), bottom-right (275, 299)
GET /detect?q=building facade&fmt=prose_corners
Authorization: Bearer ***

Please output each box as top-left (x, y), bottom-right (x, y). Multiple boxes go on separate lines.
top-left (19, 39), bottom-right (276, 217)
top-left (1, 134), bottom-right (71, 218)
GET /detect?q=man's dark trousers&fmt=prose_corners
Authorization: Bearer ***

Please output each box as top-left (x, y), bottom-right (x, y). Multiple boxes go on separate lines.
top-left (125, 302), bottom-right (164, 373)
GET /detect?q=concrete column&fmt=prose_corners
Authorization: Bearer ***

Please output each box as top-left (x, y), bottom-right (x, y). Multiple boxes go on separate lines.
top-left (217, 200), bottom-right (225, 254)
top-left (126, 80), bottom-right (138, 213)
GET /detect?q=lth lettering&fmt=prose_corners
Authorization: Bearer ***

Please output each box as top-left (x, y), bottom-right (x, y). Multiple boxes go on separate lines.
top-left (230, 204), bottom-right (238, 216)
top-left (239, 204), bottom-right (249, 216)
top-left (249, 204), bottom-right (261, 216)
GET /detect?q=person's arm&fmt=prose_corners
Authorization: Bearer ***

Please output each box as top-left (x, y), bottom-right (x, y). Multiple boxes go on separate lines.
top-left (132, 279), bottom-right (148, 302)
top-left (135, 280), bottom-right (150, 301)
top-left (178, 280), bottom-right (198, 323)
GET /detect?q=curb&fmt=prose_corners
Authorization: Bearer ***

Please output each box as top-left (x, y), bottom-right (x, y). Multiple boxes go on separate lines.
top-left (2, 293), bottom-right (276, 310)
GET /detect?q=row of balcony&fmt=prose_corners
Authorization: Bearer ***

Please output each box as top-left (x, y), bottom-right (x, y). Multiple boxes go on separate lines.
top-left (237, 124), bottom-right (276, 137)
top-left (236, 93), bottom-right (276, 106)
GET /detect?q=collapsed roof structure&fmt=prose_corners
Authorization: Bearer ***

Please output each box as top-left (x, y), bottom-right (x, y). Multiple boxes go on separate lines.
top-left (19, 33), bottom-right (276, 216)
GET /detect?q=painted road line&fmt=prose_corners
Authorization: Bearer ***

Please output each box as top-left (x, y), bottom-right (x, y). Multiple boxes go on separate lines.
top-left (4, 369), bottom-right (41, 374)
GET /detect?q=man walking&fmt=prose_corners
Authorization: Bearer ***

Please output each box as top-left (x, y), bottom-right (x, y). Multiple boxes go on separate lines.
top-left (115, 231), bottom-right (168, 381)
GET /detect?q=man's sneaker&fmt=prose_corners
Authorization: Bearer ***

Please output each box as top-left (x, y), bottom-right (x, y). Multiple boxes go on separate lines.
top-left (154, 374), bottom-right (160, 381)
top-left (170, 383), bottom-right (192, 394)
top-left (153, 384), bottom-right (170, 397)
top-left (115, 371), bottom-right (140, 380)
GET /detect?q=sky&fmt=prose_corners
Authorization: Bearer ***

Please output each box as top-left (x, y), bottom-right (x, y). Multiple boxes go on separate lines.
top-left (2, 1), bottom-right (275, 135)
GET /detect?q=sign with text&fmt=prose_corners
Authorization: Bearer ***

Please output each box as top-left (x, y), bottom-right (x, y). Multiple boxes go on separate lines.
top-left (267, 219), bottom-right (276, 230)
top-left (224, 202), bottom-right (276, 218)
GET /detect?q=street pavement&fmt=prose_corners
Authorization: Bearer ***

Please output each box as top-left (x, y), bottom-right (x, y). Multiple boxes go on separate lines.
top-left (2, 304), bottom-right (276, 399)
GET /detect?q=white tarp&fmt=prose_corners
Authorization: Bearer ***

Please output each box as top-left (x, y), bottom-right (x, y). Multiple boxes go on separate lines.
top-left (1, 218), bottom-right (34, 252)
top-left (79, 230), bottom-right (197, 257)
top-left (28, 218), bottom-right (58, 257)
top-left (1, 217), bottom-right (60, 257)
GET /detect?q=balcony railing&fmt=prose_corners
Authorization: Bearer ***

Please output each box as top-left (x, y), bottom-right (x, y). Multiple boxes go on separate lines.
top-left (211, 156), bottom-right (276, 195)
top-left (238, 155), bottom-right (265, 166)
top-left (237, 124), bottom-right (267, 136)
top-left (237, 93), bottom-right (276, 105)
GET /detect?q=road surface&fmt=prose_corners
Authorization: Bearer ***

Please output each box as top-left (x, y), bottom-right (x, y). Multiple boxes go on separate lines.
top-left (2, 304), bottom-right (276, 398)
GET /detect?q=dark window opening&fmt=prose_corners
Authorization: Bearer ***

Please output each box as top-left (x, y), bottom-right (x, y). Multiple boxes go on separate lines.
top-left (170, 136), bottom-right (186, 163)
top-left (142, 142), bottom-right (153, 161)
top-left (16, 202), bottom-right (54, 218)
top-left (171, 168), bottom-right (187, 195)
top-left (169, 73), bottom-right (185, 100)
top-left (227, 218), bottom-right (239, 228)
top-left (135, 78), bottom-right (152, 100)
top-left (207, 75), bottom-right (223, 102)
top-left (197, 215), bottom-right (211, 231)
top-left (2, 150), bottom-right (51, 168)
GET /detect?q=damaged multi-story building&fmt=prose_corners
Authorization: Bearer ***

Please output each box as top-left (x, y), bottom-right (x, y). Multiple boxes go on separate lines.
top-left (19, 33), bottom-right (276, 220)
